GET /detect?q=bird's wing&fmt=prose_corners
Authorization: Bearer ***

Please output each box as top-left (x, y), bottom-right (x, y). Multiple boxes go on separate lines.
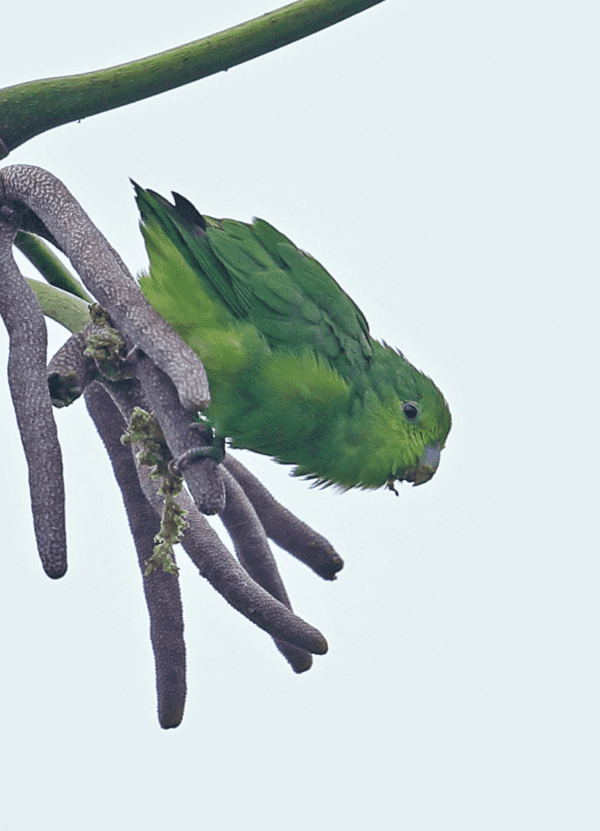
top-left (134, 184), bottom-right (373, 372)
top-left (134, 183), bottom-right (249, 318)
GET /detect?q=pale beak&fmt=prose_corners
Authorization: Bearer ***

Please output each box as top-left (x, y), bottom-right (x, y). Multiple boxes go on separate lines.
top-left (412, 442), bottom-right (441, 486)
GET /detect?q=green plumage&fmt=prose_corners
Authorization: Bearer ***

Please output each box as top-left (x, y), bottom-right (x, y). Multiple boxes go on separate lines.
top-left (135, 184), bottom-right (451, 491)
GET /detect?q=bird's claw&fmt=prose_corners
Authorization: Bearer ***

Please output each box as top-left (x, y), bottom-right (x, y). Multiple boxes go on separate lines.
top-left (168, 432), bottom-right (226, 476)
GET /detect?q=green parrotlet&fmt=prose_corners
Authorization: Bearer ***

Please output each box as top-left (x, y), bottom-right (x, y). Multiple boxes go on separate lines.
top-left (134, 184), bottom-right (451, 492)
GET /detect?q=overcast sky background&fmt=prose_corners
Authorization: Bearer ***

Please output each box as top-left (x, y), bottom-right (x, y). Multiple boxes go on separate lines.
top-left (1, 1), bottom-right (599, 828)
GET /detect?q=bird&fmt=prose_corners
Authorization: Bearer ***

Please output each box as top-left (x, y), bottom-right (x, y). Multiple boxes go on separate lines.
top-left (134, 183), bottom-right (451, 492)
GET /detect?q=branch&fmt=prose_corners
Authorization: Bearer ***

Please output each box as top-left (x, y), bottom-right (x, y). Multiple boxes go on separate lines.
top-left (17, 231), bottom-right (92, 302)
top-left (26, 279), bottom-right (91, 334)
top-left (0, 0), bottom-right (384, 156)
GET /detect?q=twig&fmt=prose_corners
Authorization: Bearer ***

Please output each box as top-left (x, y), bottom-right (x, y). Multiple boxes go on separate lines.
top-left (16, 231), bottom-right (92, 302)
top-left (25, 278), bottom-right (91, 334)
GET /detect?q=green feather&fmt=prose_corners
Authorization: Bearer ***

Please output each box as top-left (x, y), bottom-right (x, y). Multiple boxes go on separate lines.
top-left (134, 182), bottom-right (451, 491)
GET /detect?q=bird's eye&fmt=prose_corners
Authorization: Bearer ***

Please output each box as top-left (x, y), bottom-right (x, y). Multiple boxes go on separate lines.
top-left (402, 402), bottom-right (419, 421)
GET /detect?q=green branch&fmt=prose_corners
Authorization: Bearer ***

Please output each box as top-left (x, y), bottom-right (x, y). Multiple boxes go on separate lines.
top-left (26, 278), bottom-right (91, 334)
top-left (0, 0), bottom-right (384, 156)
top-left (16, 232), bottom-right (93, 302)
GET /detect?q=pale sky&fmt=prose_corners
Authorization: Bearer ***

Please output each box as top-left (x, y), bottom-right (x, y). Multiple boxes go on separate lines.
top-left (1, 1), bottom-right (599, 829)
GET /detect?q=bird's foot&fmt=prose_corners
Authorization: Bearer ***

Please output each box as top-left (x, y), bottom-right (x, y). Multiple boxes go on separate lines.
top-left (168, 424), bottom-right (226, 476)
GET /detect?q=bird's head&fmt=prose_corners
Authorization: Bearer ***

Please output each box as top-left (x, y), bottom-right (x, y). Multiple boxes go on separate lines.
top-left (377, 345), bottom-right (451, 493)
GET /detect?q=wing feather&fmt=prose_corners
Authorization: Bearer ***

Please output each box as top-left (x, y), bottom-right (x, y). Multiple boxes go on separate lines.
top-left (134, 183), bottom-right (373, 375)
